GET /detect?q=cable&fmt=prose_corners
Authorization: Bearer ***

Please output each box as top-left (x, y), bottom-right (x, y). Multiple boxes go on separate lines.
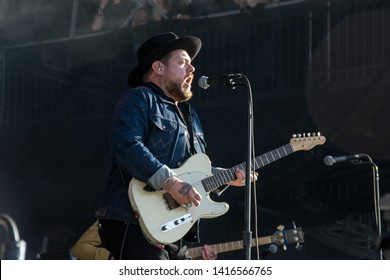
top-left (251, 129), bottom-right (260, 259)
top-left (118, 221), bottom-right (130, 260)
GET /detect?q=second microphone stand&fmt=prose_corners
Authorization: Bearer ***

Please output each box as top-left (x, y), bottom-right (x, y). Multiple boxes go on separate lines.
top-left (352, 155), bottom-right (383, 260)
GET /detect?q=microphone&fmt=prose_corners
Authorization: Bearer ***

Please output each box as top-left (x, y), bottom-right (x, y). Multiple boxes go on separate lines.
top-left (198, 74), bottom-right (243, 89)
top-left (323, 154), bottom-right (366, 166)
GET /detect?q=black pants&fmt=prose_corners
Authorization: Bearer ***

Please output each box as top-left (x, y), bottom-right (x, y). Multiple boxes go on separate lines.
top-left (98, 219), bottom-right (188, 260)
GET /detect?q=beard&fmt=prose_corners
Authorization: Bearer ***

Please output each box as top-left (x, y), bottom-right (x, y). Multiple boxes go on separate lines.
top-left (166, 78), bottom-right (193, 102)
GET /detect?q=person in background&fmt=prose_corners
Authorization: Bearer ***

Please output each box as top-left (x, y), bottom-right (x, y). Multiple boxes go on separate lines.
top-left (71, 220), bottom-right (112, 260)
top-left (71, 220), bottom-right (218, 260)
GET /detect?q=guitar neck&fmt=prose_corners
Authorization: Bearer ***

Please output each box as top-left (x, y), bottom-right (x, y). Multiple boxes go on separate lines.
top-left (187, 236), bottom-right (272, 259)
top-left (202, 143), bottom-right (293, 192)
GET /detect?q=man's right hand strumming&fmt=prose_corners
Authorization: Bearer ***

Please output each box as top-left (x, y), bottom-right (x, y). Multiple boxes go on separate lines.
top-left (162, 177), bottom-right (202, 207)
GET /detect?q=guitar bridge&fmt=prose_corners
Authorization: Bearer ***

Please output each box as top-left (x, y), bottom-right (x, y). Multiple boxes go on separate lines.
top-left (160, 213), bottom-right (192, 232)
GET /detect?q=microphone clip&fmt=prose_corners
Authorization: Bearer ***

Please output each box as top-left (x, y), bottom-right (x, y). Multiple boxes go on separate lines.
top-left (350, 158), bottom-right (366, 165)
top-left (224, 78), bottom-right (238, 89)
top-left (226, 75), bottom-right (247, 90)
top-left (198, 74), bottom-right (246, 90)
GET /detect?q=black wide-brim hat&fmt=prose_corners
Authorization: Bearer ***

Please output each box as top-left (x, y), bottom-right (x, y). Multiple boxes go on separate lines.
top-left (128, 32), bottom-right (202, 87)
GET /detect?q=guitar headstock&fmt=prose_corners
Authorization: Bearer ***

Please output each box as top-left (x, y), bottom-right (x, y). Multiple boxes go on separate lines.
top-left (270, 226), bottom-right (305, 248)
top-left (290, 132), bottom-right (326, 152)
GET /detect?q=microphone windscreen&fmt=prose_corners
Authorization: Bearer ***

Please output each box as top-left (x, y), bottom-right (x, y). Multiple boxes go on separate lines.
top-left (198, 76), bottom-right (208, 89)
top-left (323, 156), bottom-right (334, 166)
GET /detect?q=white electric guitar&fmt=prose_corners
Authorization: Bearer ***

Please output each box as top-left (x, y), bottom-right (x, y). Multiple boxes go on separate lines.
top-left (128, 133), bottom-right (325, 244)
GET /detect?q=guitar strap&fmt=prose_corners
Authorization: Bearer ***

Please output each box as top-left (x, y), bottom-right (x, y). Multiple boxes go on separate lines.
top-left (178, 102), bottom-right (197, 155)
top-left (181, 111), bottom-right (201, 242)
top-left (179, 102), bottom-right (200, 243)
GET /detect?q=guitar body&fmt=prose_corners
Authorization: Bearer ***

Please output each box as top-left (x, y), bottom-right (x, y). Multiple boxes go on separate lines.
top-left (129, 153), bottom-right (230, 244)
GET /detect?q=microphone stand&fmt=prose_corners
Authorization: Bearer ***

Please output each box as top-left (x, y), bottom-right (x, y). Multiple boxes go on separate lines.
top-left (224, 75), bottom-right (254, 260)
top-left (242, 76), bottom-right (254, 260)
top-left (353, 155), bottom-right (383, 260)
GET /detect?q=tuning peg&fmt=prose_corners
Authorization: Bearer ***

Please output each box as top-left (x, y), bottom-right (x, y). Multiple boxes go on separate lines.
top-left (295, 243), bottom-right (303, 251)
top-left (277, 224), bottom-right (285, 231)
top-left (292, 221), bottom-right (299, 237)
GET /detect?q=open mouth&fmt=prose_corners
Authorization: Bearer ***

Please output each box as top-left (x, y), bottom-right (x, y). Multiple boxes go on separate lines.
top-left (184, 75), bottom-right (193, 87)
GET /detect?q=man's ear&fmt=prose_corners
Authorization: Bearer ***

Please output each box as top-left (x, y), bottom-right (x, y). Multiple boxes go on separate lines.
top-left (151, 61), bottom-right (164, 75)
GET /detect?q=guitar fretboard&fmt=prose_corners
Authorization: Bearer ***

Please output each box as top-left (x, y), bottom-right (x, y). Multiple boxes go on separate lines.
top-left (201, 143), bottom-right (293, 192)
top-left (188, 236), bottom-right (272, 259)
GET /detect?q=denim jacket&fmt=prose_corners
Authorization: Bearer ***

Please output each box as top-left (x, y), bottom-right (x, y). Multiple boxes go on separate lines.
top-left (95, 83), bottom-right (207, 222)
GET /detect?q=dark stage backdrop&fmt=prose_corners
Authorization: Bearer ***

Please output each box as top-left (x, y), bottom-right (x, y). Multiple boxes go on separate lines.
top-left (1, 0), bottom-right (390, 260)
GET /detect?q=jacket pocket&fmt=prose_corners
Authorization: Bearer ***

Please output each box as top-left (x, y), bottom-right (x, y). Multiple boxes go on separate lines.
top-left (150, 114), bottom-right (177, 132)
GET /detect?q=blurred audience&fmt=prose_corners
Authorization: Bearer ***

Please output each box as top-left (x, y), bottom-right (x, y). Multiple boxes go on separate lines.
top-left (210, 0), bottom-right (239, 13)
top-left (152, 0), bottom-right (173, 22)
top-left (92, 0), bottom-right (131, 31)
top-left (169, 0), bottom-right (210, 20)
top-left (90, 0), bottom-right (278, 32)
top-left (234, 0), bottom-right (275, 13)
top-left (131, 0), bottom-right (172, 27)
top-left (91, 0), bottom-right (172, 31)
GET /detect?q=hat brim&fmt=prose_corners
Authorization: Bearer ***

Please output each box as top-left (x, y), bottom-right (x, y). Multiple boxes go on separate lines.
top-left (128, 36), bottom-right (201, 87)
